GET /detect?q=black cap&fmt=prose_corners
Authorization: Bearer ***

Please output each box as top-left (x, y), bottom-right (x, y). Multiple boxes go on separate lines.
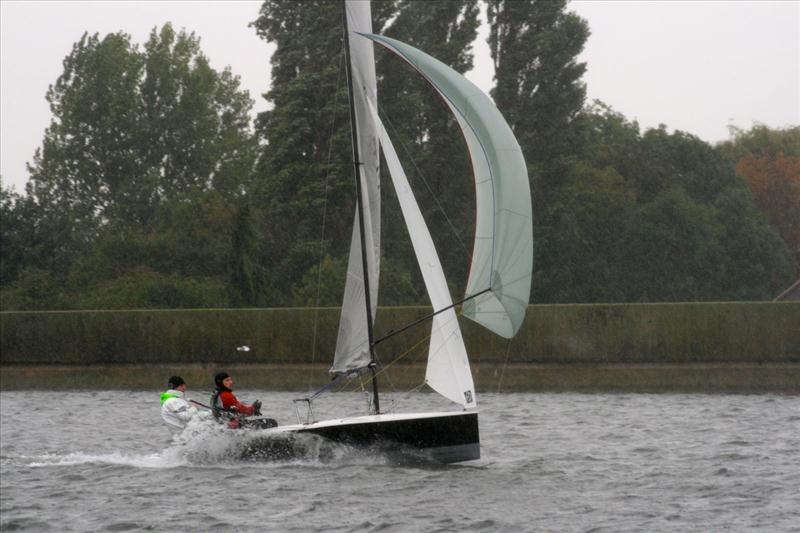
top-left (214, 372), bottom-right (230, 388)
top-left (167, 375), bottom-right (185, 389)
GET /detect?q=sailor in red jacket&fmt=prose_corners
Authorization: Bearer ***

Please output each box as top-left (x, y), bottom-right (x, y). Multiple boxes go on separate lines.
top-left (211, 372), bottom-right (262, 427)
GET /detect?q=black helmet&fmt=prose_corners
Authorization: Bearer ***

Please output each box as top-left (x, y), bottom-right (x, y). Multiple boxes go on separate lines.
top-left (167, 375), bottom-right (185, 389)
top-left (214, 372), bottom-right (230, 388)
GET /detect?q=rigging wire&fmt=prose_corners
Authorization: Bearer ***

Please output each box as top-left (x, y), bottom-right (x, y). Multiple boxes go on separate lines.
top-left (375, 99), bottom-right (471, 258)
top-left (307, 36), bottom-right (348, 394)
top-left (496, 337), bottom-right (514, 393)
top-left (338, 306), bottom-right (465, 402)
top-left (338, 318), bottom-right (434, 395)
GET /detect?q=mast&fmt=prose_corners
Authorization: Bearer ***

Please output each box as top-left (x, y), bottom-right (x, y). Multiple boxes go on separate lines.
top-left (343, 3), bottom-right (380, 414)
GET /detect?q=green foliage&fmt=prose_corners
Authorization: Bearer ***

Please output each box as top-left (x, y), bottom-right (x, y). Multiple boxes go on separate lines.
top-left (252, 0), bottom-right (358, 300)
top-left (25, 24), bottom-right (256, 234)
top-left (539, 164), bottom-right (636, 302)
top-left (3, 24), bottom-right (259, 309)
top-left (378, 0), bottom-right (480, 294)
top-left (291, 255), bottom-right (423, 307)
top-left (636, 127), bottom-right (738, 203)
top-left (228, 202), bottom-right (269, 306)
top-left (718, 124), bottom-right (800, 160)
top-left (711, 186), bottom-right (795, 299)
top-left (1, 180), bottom-right (88, 285)
top-left (619, 188), bottom-right (723, 301)
top-left (292, 255), bottom-right (346, 307)
top-left (75, 269), bottom-right (229, 309)
top-left (488, 0), bottom-right (590, 206)
top-left (0, 268), bottom-right (69, 310)
top-left (532, 105), bottom-right (796, 302)
top-left (3, 4), bottom-right (796, 313)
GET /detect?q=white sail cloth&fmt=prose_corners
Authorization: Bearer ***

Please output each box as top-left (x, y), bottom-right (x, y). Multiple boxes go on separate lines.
top-left (331, 16), bottom-right (532, 410)
top-left (365, 98), bottom-right (476, 409)
top-left (333, 1), bottom-right (381, 373)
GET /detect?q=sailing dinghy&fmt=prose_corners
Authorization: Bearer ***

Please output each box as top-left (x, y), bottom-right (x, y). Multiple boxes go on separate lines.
top-left (257, 0), bottom-right (532, 464)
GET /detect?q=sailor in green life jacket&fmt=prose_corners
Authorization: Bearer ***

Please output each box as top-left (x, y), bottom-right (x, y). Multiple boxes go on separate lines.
top-left (160, 376), bottom-right (197, 431)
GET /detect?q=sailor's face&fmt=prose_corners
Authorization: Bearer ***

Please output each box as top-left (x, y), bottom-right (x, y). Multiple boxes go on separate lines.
top-left (223, 377), bottom-right (233, 388)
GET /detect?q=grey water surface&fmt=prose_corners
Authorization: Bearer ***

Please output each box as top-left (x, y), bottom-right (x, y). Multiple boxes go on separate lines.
top-left (1, 390), bottom-right (798, 532)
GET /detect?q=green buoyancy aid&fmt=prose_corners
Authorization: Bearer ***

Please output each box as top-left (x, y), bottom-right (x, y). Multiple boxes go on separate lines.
top-left (160, 391), bottom-right (180, 406)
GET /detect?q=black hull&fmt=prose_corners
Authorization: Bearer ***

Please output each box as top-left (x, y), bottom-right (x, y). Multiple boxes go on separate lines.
top-left (295, 412), bottom-right (480, 463)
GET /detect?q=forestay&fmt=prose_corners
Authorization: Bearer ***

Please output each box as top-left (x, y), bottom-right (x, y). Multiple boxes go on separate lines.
top-left (362, 33), bottom-right (533, 339)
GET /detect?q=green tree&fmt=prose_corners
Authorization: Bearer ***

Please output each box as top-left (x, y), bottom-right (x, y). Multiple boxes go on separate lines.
top-left (712, 186), bottom-right (795, 299)
top-left (252, 1), bottom-right (366, 304)
top-left (141, 24), bottom-right (257, 200)
top-left (8, 25), bottom-right (258, 309)
top-left (636, 127), bottom-right (738, 204)
top-left (719, 124), bottom-right (800, 160)
top-left (540, 164), bottom-right (636, 302)
top-left (252, 0), bottom-right (477, 305)
top-left (547, 104), bottom-right (795, 302)
top-left (291, 255), bottom-right (346, 307)
top-left (488, 0), bottom-right (589, 207)
top-left (0, 268), bottom-right (69, 310)
top-left (228, 202), bottom-right (267, 306)
top-left (619, 188), bottom-right (723, 301)
top-left (1, 180), bottom-right (87, 285)
top-left (27, 32), bottom-right (146, 230)
top-left (377, 0), bottom-right (480, 297)
top-left (27, 25), bottom-right (256, 234)
top-left (75, 268), bottom-right (230, 310)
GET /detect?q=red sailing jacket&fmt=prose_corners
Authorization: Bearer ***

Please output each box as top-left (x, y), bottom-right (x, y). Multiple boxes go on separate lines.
top-left (217, 390), bottom-right (256, 416)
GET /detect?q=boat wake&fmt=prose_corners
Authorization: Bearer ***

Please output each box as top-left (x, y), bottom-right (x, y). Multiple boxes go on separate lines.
top-left (19, 450), bottom-right (181, 469)
top-left (171, 418), bottom-right (443, 466)
top-left (169, 418), bottom-right (339, 464)
top-left (9, 417), bottom-right (447, 469)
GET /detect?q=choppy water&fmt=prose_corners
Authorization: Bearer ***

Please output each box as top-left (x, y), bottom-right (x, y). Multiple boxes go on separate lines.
top-left (1, 390), bottom-right (798, 532)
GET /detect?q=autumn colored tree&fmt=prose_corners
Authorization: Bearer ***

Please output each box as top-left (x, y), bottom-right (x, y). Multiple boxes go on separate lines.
top-left (719, 125), bottom-right (800, 264)
top-left (736, 152), bottom-right (800, 256)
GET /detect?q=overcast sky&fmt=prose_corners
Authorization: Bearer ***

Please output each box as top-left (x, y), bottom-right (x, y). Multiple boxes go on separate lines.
top-left (1, 0), bottom-right (798, 193)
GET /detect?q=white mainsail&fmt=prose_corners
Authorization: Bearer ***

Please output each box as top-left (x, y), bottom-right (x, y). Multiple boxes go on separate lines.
top-left (332, 1), bottom-right (381, 373)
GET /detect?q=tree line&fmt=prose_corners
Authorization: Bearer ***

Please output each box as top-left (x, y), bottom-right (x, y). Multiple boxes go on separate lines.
top-left (1, 0), bottom-right (797, 311)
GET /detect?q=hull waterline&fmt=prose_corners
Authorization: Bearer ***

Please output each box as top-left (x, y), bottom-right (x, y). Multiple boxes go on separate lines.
top-left (246, 411), bottom-right (480, 464)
